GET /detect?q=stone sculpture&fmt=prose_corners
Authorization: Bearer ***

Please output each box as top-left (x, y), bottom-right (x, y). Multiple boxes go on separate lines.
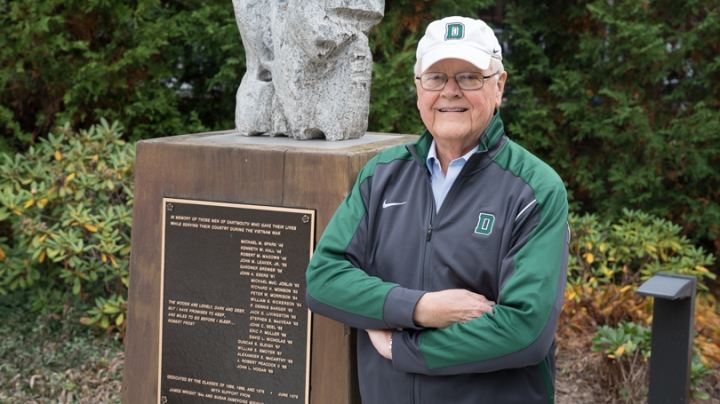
top-left (232, 0), bottom-right (384, 141)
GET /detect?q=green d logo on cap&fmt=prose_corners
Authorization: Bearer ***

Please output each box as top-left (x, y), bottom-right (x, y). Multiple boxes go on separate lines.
top-left (445, 23), bottom-right (465, 40)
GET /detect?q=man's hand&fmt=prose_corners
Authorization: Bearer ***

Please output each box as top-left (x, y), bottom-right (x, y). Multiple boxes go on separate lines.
top-left (367, 329), bottom-right (394, 360)
top-left (413, 289), bottom-right (495, 329)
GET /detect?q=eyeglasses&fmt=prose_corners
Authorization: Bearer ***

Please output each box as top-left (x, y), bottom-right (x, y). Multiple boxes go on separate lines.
top-left (415, 69), bottom-right (501, 91)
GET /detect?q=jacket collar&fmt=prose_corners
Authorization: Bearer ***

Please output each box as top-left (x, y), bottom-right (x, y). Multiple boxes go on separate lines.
top-left (408, 109), bottom-right (505, 168)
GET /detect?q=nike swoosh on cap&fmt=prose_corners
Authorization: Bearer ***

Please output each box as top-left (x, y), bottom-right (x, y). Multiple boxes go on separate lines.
top-left (382, 200), bottom-right (407, 209)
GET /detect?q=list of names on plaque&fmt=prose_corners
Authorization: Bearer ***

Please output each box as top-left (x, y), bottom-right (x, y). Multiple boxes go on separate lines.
top-left (159, 199), bottom-right (314, 404)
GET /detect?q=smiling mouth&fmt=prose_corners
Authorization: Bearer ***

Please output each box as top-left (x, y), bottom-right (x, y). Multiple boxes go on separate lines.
top-left (438, 108), bottom-right (468, 112)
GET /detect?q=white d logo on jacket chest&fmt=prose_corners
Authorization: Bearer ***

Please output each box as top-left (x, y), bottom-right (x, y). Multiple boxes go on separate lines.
top-left (475, 213), bottom-right (495, 235)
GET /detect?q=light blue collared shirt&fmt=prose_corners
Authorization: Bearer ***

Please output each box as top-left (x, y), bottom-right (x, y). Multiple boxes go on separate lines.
top-left (426, 140), bottom-right (477, 212)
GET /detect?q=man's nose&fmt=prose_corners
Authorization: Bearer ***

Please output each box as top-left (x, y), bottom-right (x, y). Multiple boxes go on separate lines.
top-left (441, 76), bottom-right (463, 97)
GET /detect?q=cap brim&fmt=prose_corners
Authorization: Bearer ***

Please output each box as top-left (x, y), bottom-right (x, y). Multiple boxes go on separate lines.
top-left (420, 44), bottom-right (492, 73)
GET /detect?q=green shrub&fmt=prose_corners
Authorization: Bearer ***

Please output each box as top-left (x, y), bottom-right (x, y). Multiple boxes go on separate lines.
top-left (568, 209), bottom-right (716, 294)
top-left (0, 119), bottom-right (133, 336)
top-left (563, 209), bottom-right (717, 335)
top-left (591, 321), bottom-right (651, 402)
top-left (691, 352), bottom-right (715, 400)
top-left (592, 321), bottom-right (652, 361)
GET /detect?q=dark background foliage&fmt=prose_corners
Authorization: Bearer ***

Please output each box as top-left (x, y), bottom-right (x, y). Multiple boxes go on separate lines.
top-left (501, 0), bottom-right (720, 261)
top-left (1, 0), bottom-right (719, 266)
top-left (0, 0), bottom-right (244, 148)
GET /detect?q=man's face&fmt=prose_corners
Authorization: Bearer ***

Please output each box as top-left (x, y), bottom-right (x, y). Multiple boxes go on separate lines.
top-left (415, 58), bottom-right (506, 150)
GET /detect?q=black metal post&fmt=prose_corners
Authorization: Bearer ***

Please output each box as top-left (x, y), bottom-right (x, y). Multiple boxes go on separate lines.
top-left (636, 273), bottom-right (696, 404)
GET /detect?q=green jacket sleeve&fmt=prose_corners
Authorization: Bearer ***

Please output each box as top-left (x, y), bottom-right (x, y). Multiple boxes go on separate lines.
top-left (305, 155), bottom-right (426, 330)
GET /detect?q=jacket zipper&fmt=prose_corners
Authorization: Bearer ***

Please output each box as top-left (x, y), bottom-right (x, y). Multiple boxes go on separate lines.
top-left (415, 177), bottom-right (436, 404)
top-left (405, 144), bottom-right (428, 404)
top-left (423, 194), bottom-right (436, 289)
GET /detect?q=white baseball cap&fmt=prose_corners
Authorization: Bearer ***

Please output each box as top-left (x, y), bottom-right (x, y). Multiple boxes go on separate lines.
top-left (417, 16), bottom-right (502, 73)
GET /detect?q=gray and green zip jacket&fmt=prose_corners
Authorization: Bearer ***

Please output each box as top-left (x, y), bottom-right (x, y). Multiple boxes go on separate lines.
top-left (306, 112), bottom-right (569, 404)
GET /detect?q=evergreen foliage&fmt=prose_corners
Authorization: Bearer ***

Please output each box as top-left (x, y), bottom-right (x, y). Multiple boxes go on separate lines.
top-left (1, 2), bottom-right (719, 255)
top-left (369, 0), bottom-right (720, 259)
top-left (501, 0), bottom-right (720, 253)
top-left (0, 0), bottom-right (243, 150)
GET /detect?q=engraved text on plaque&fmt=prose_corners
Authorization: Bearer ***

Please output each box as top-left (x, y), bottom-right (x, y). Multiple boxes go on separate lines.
top-left (158, 198), bottom-right (315, 404)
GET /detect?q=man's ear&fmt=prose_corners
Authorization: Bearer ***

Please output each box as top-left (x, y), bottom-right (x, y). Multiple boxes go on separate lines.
top-left (495, 71), bottom-right (507, 108)
top-left (415, 77), bottom-right (424, 110)
top-left (415, 60), bottom-right (423, 110)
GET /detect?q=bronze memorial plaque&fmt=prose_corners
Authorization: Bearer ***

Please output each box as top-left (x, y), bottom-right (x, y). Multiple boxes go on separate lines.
top-left (158, 198), bottom-right (315, 404)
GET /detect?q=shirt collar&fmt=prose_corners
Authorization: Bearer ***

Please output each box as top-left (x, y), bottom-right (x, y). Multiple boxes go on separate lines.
top-left (426, 139), bottom-right (478, 176)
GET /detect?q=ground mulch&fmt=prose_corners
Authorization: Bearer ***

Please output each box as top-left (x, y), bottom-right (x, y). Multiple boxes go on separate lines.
top-left (0, 350), bottom-right (124, 404)
top-left (555, 334), bottom-right (720, 404)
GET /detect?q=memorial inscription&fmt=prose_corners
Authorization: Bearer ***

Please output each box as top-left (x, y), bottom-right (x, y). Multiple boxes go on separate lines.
top-left (159, 198), bottom-right (315, 404)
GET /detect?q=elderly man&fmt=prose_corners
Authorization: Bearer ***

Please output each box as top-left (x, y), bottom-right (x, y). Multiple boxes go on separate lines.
top-left (306, 16), bottom-right (568, 404)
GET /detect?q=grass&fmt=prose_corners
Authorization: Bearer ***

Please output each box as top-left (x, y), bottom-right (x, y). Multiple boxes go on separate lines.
top-left (0, 295), bottom-right (124, 404)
